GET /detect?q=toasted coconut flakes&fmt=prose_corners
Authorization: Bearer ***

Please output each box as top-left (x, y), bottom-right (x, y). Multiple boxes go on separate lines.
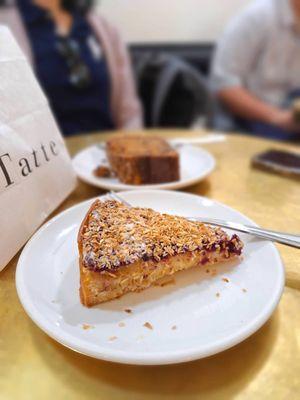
top-left (109, 336), bottom-right (117, 341)
top-left (222, 278), bottom-right (230, 283)
top-left (118, 322), bottom-right (126, 327)
top-left (124, 308), bottom-right (132, 314)
top-left (171, 325), bottom-right (177, 330)
top-left (82, 324), bottom-right (94, 330)
top-left (80, 200), bottom-right (243, 272)
top-left (143, 322), bottom-right (153, 330)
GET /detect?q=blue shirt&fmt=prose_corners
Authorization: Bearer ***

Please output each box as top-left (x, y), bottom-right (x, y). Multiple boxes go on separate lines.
top-left (17, 1), bottom-right (115, 136)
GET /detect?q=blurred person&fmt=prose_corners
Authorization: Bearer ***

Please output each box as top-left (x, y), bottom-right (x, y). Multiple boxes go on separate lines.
top-left (211, 0), bottom-right (300, 141)
top-left (0, 0), bottom-right (142, 135)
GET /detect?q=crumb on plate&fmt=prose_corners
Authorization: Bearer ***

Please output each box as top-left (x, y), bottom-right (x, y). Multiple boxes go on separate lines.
top-left (124, 309), bottom-right (132, 314)
top-left (143, 322), bottom-right (153, 330)
top-left (171, 325), bottom-right (177, 330)
top-left (118, 322), bottom-right (126, 328)
top-left (242, 288), bottom-right (247, 293)
top-left (216, 292), bottom-right (220, 298)
top-left (222, 278), bottom-right (230, 283)
top-left (109, 336), bottom-right (117, 341)
top-left (93, 165), bottom-right (111, 178)
top-left (82, 324), bottom-right (94, 330)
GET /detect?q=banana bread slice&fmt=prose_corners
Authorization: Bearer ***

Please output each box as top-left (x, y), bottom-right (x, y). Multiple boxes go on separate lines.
top-left (78, 200), bottom-right (243, 307)
top-left (106, 135), bottom-right (180, 184)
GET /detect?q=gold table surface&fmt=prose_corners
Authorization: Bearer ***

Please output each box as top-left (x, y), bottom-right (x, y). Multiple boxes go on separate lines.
top-left (1, 130), bottom-right (299, 400)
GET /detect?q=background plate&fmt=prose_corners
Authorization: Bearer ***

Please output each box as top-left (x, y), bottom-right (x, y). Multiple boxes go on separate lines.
top-left (72, 144), bottom-right (216, 190)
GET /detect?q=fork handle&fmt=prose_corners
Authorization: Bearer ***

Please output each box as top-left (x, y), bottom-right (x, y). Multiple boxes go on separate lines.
top-left (188, 218), bottom-right (300, 249)
top-left (108, 192), bottom-right (300, 249)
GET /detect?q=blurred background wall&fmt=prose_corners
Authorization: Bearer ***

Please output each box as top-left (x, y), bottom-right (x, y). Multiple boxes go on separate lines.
top-left (93, 1), bottom-right (253, 129)
top-left (99, 0), bottom-right (252, 43)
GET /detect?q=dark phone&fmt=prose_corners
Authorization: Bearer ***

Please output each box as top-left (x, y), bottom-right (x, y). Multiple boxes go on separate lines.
top-left (251, 149), bottom-right (300, 178)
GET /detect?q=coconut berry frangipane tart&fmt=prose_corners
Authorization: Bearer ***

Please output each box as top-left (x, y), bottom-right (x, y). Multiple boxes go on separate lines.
top-left (78, 200), bottom-right (243, 307)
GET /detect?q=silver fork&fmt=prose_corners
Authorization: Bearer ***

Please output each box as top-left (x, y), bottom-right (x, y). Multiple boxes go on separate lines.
top-left (107, 191), bottom-right (300, 249)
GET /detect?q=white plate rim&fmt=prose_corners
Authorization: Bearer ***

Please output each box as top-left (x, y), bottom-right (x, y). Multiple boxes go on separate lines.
top-left (72, 144), bottom-right (216, 191)
top-left (16, 190), bottom-right (285, 365)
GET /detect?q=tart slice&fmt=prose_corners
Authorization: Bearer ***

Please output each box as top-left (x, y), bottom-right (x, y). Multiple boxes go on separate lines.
top-left (78, 200), bottom-right (243, 307)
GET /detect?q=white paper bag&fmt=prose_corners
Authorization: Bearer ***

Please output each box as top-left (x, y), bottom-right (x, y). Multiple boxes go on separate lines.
top-left (0, 26), bottom-right (76, 271)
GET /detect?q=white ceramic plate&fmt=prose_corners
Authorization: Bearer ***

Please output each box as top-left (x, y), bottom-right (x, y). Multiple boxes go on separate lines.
top-left (72, 144), bottom-right (216, 190)
top-left (16, 190), bottom-right (284, 365)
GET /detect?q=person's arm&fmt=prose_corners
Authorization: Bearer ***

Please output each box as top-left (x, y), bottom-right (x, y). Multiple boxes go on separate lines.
top-left (210, 4), bottom-right (297, 132)
top-left (88, 13), bottom-right (143, 130)
top-left (110, 28), bottom-right (144, 130)
top-left (219, 86), bottom-right (296, 131)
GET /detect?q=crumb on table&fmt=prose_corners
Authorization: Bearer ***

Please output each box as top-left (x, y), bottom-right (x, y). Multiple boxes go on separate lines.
top-left (143, 322), bottom-right (153, 330)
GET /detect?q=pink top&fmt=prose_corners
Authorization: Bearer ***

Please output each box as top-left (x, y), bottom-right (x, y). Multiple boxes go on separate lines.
top-left (0, 7), bottom-right (143, 130)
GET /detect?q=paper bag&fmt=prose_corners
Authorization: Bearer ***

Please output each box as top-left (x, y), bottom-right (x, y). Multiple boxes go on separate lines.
top-left (0, 26), bottom-right (76, 271)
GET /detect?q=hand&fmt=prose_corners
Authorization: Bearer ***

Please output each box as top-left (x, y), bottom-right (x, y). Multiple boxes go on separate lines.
top-left (268, 109), bottom-right (300, 132)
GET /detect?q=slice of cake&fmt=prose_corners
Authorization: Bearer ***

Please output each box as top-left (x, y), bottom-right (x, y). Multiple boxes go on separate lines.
top-left (106, 135), bottom-right (180, 184)
top-left (78, 200), bottom-right (243, 307)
